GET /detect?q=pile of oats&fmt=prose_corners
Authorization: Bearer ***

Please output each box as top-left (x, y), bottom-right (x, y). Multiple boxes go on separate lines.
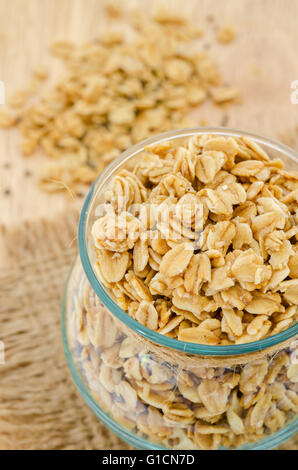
top-left (0, 5), bottom-right (238, 194)
top-left (92, 134), bottom-right (298, 345)
top-left (70, 268), bottom-right (298, 450)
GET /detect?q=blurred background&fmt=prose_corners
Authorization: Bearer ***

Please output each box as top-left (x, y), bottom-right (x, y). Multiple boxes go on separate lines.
top-left (0, 0), bottom-right (297, 240)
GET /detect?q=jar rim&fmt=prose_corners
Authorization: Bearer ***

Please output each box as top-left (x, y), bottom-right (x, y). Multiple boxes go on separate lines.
top-left (78, 127), bottom-right (298, 356)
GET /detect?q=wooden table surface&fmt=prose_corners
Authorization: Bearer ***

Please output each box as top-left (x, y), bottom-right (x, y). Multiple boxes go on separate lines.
top-left (0, 0), bottom-right (297, 229)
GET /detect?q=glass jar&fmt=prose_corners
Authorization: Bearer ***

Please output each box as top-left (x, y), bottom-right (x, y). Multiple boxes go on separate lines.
top-left (63, 128), bottom-right (298, 450)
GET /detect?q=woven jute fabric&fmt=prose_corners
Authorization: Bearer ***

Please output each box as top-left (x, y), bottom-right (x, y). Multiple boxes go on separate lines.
top-left (0, 209), bottom-right (296, 450)
top-left (0, 209), bottom-right (131, 450)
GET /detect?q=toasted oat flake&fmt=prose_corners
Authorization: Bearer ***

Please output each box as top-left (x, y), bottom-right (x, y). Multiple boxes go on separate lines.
top-left (8, 89), bottom-right (28, 108)
top-left (211, 87), bottom-right (239, 105)
top-left (0, 108), bottom-right (16, 128)
top-left (159, 242), bottom-right (194, 277)
top-left (217, 26), bottom-right (236, 44)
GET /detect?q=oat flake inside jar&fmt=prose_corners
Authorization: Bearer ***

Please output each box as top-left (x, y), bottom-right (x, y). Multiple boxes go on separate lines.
top-left (63, 128), bottom-right (298, 449)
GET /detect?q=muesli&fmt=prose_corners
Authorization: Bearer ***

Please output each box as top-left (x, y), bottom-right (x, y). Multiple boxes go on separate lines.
top-left (68, 264), bottom-right (298, 450)
top-left (91, 134), bottom-right (298, 345)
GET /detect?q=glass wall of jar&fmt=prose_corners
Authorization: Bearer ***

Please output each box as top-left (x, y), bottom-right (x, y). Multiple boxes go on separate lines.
top-left (63, 129), bottom-right (298, 450)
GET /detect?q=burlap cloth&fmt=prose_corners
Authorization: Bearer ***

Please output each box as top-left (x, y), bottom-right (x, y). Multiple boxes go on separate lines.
top-left (0, 209), bottom-right (296, 450)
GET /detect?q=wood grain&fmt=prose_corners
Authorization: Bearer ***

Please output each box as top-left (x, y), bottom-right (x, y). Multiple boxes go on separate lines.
top-left (0, 0), bottom-right (297, 227)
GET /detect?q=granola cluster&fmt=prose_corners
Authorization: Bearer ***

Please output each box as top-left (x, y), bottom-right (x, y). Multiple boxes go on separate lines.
top-left (0, 4), bottom-right (238, 194)
top-left (69, 266), bottom-right (298, 450)
top-left (92, 134), bottom-right (298, 345)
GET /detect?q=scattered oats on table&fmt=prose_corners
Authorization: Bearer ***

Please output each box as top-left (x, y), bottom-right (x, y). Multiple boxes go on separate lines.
top-left (0, 5), bottom-right (239, 195)
top-left (91, 133), bottom-right (298, 345)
